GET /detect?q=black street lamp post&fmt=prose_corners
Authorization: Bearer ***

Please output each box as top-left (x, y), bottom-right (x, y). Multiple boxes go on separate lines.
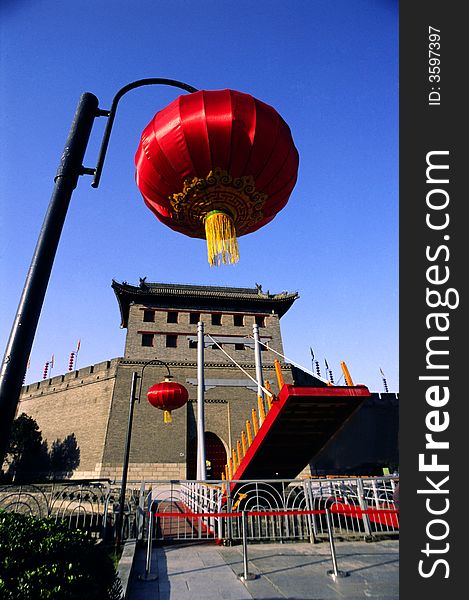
top-left (0, 79), bottom-right (198, 466)
top-left (115, 358), bottom-right (173, 546)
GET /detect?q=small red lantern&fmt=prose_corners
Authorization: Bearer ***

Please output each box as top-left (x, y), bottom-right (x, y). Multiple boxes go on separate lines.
top-left (147, 380), bottom-right (189, 423)
top-left (135, 89), bottom-right (299, 266)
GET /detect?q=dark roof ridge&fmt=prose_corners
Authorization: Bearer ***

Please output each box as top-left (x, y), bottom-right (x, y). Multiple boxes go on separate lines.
top-left (112, 279), bottom-right (298, 300)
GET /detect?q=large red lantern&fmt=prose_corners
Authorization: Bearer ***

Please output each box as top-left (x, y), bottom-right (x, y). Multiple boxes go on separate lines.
top-left (147, 380), bottom-right (189, 423)
top-left (135, 89), bottom-right (299, 266)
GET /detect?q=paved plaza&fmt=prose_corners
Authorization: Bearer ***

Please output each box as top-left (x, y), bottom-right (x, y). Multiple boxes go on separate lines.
top-left (127, 539), bottom-right (399, 599)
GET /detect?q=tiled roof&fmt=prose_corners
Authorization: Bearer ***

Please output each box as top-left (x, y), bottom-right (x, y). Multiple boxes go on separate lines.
top-left (112, 280), bottom-right (299, 327)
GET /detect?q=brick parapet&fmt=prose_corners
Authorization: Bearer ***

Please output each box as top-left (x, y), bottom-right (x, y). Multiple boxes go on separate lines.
top-left (19, 358), bottom-right (121, 400)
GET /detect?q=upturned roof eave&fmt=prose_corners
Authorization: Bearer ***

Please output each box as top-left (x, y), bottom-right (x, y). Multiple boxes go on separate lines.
top-left (112, 280), bottom-right (299, 328)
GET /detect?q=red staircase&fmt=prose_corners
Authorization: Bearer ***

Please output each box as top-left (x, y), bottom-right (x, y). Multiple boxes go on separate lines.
top-left (230, 383), bottom-right (371, 481)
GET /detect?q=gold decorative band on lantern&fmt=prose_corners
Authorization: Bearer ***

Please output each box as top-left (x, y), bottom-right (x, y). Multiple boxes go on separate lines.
top-left (169, 167), bottom-right (267, 266)
top-left (169, 167), bottom-right (267, 237)
top-left (204, 210), bottom-right (240, 266)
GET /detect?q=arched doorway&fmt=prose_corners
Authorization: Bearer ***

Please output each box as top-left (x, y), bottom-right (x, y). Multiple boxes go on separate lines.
top-left (186, 432), bottom-right (227, 480)
top-left (205, 432), bottom-right (227, 480)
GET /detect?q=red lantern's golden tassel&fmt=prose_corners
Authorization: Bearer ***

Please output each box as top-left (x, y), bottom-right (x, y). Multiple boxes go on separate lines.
top-left (169, 168), bottom-right (267, 266)
top-left (204, 210), bottom-right (240, 266)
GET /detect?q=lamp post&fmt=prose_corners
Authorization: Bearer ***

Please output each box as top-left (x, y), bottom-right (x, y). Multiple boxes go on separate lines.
top-left (0, 79), bottom-right (198, 465)
top-left (196, 321), bottom-right (206, 481)
top-left (115, 358), bottom-right (174, 547)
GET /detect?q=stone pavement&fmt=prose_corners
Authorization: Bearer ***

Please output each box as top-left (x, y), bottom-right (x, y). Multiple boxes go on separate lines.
top-left (127, 539), bottom-right (399, 599)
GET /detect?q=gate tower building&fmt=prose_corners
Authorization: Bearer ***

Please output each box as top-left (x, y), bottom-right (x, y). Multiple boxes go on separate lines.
top-left (17, 281), bottom-right (301, 480)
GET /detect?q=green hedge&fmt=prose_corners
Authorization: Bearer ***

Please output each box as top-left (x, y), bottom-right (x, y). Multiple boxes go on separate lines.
top-left (0, 511), bottom-right (122, 599)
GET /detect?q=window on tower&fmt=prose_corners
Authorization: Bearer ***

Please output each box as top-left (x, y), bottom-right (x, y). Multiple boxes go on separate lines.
top-left (233, 314), bottom-right (244, 327)
top-left (211, 313), bottom-right (222, 326)
top-left (167, 311), bottom-right (178, 323)
top-left (255, 315), bottom-right (266, 328)
top-left (166, 334), bottom-right (177, 348)
top-left (190, 312), bottom-right (200, 324)
top-left (141, 333), bottom-right (154, 347)
top-left (143, 310), bottom-right (155, 322)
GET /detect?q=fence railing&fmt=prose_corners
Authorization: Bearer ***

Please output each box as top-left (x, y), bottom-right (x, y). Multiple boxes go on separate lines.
top-left (0, 480), bottom-right (144, 541)
top-left (150, 476), bottom-right (399, 543)
top-left (0, 476), bottom-right (399, 544)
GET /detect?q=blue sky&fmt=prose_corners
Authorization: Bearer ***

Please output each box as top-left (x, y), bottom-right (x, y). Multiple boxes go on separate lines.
top-left (0, 0), bottom-right (398, 391)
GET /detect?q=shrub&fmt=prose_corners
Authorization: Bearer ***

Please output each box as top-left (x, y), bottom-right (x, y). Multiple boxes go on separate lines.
top-left (0, 511), bottom-right (122, 599)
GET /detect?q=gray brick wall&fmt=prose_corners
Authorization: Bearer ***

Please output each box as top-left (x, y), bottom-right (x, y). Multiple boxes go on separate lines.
top-left (18, 360), bottom-right (119, 478)
top-left (125, 305), bottom-right (284, 363)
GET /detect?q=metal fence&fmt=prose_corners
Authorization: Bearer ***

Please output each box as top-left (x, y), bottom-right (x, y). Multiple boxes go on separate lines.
top-left (0, 480), bottom-right (144, 541)
top-left (148, 476), bottom-right (399, 543)
top-left (0, 476), bottom-right (398, 544)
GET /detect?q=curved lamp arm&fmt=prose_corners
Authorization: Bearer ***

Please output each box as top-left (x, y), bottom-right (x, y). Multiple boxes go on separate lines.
top-left (92, 78), bottom-right (198, 188)
top-left (137, 357), bottom-right (173, 403)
